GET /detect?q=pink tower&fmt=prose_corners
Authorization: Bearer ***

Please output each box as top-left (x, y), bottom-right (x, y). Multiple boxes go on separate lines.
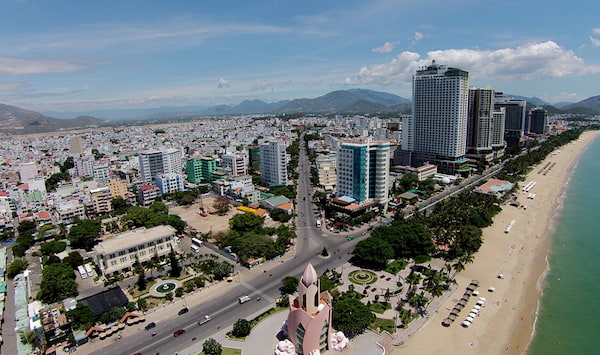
top-left (285, 263), bottom-right (333, 354)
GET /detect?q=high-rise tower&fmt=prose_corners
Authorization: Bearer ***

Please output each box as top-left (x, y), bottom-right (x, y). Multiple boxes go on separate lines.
top-left (404, 61), bottom-right (469, 174)
top-left (260, 141), bottom-right (288, 186)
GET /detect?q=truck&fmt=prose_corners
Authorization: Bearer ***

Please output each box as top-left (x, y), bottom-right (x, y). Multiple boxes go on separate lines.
top-left (239, 295), bottom-right (251, 304)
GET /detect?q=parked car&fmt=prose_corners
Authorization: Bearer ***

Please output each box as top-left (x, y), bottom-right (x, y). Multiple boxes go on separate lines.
top-left (173, 329), bottom-right (186, 337)
top-left (144, 322), bottom-right (156, 331)
top-left (178, 307), bottom-right (189, 315)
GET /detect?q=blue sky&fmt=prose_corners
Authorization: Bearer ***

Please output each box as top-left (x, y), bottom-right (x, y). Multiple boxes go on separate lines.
top-left (1, 0), bottom-right (600, 114)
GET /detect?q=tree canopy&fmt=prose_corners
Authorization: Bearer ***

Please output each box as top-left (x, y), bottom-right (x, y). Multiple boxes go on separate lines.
top-left (202, 338), bottom-right (222, 355)
top-left (351, 237), bottom-right (394, 270)
top-left (37, 263), bottom-right (78, 303)
top-left (68, 219), bottom-right (101, 251)
top-left (332, 294), bottom-right (375, 338)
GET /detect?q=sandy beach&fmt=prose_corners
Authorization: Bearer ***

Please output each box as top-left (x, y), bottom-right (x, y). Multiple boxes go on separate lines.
top-left (390, 130), bottom-right (600, 355)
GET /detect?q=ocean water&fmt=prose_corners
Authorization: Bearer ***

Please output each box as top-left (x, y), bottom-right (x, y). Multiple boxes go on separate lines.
top-left (528, 137), bottom-right (600, 354)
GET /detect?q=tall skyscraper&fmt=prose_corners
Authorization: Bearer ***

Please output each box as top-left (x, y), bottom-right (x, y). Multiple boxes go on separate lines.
top-left (404, 61), bottom-right (469, 174)
top-left (260, 141), bottom-right (288, 186)
top-left (528, 107), bottom-right (548, 135)
top-left (336, 138), bottom-right (390, 205)
top-left (467, 87), bottom-right (506, 157)
top-left (494, 92), bottom-right (526, 147)
top-left (139, 148), bottom-right (182, 182)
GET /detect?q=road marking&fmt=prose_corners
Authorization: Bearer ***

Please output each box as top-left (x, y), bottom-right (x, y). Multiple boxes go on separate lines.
top-left (241, 282), bottom-right (276, 303)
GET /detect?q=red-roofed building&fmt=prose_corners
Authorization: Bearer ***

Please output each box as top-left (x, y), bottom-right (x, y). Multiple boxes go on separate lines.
top-left (137, 183), bottom-right (160, 206)
top-left (37, 211), bottom-right (52, 222)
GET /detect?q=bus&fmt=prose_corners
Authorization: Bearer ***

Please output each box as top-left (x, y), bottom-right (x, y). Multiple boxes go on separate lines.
top-left (77, 265), bottom-right (87, 279)
top-left (191, 237), bottom-right (204, 246)
top-left (84, 263), bottom-right (94, 277)
top-left (190, 245), bottom-right (200, 253)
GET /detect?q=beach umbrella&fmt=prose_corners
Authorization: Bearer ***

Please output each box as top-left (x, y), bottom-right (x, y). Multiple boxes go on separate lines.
top-left (442, 318), bottom-right (451, 327)
top-left (450, 309), bottom-right (460, 316)
top-left (468, 312), bottom-right (477, 318)
top-left (472, 290), bottom-right (480, 296)
top-left (473, 305), bottom-right (482, 310)
top-left (466, 316), bottom-right (474, 322)
top-left (448, 313), bottom-right (457, 321)
top-left (479, 297), bottom-right (487, 302)
top-left (99, 332), bottom-right (106, 339)
top-left (466, 285), bottom-right (476, 291)
top-left (458, 300), bottom-right (467, 307)
top-left (470, 280), bottom-right (480, 286)
top-left (460, 296), bottom-right (470, 302)
top-left (471, 308), bottom-right (480, 314)
top-left (455, 304), bottom-right (464, 310)
top-left (461, 320), bottom-right (471, 327)
top-left (488, 287), bottom-right (496, 292)
top-left (118, 323), bottom-right (126, 330)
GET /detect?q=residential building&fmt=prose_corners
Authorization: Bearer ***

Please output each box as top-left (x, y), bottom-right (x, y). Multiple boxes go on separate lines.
top-left (248, 146), bottom-right (261, 170)
top-left (74, 156), bottom-right (95, 177)
top-left (528, 107), bottom-right (548, 135)
top-left (55, 200), bottom-right (85, 223)
top-left (284, 263), bottom-right (333, 355)
top-left (336, 138), bottom-right (390, 205)
top-left (93, 164), bottom-right (110, 182)
top-left (87, 187), bottom-right (113, 216)
top-left (137, 182), bottom-right (160, 206)
top-left (105, 177), bottom-right (129, 199)
top-left (139, 148), bottom-right (182, 182)
top-left (222, 153), bottom-right (248, 176)
top-left (494, 92), bottom-right (526, 147)
top-left (260, 141), bottom-right (288, 186)
top-left (403, 61), bottom-right (470, 174)
top-left (93, 225), bottom-right (177, 276)
top-left (153, 173), bottom-right (185, 194)
top-left (316, 153), bottom-right (337, 192)
top-left (186, 156), bottom-right (217, 183)
top-left (18, 162), bottom-right (38, 182)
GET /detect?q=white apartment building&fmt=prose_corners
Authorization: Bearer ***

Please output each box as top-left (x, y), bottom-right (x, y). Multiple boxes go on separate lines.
top-left (138, 148), bottom-right (182, 182)
top-left (260, 141), bottom-right (288, 186)
top-left (87, 187), bottom-right (113, 216)
top-left (93, 164), bottom-right (110, 182)
top-left (93, 225), bottom-right (177, 276)
top-left (74, 156), bottom-right (95, 177)
top-left (153, 173), bottom-right (185, 194)
top-left (316, 153), bottom-right (337, 192)
top-left (222, 153), bottom-right (248, 177)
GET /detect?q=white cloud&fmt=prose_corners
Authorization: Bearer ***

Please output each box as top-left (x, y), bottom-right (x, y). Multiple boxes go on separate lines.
top-left (414, 31), bottom-right (423, 41)
top-left (217, 77), bottom-right (230, 88)
top-left (0, 81), bottom-right (28, 91)
top-left (589, 28), bottom-right (600, 47)
top-left (0, 56), bottom-right (89, 76)
top-left (346, 41), bottom-right (600, 86)
top-left (372, 41), bottom-right (397, 53)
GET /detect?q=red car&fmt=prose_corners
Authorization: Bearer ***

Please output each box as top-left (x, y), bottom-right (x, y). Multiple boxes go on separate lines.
top-left (173, 329), bottom-right (185, 337)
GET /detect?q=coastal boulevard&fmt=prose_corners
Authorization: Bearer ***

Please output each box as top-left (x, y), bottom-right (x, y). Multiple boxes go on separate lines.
top-left (89, 135), bottom-right (365, 355)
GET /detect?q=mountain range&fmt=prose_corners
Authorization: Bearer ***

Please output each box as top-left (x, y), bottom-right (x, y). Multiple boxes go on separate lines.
top-left (1, 89), bottom-right (600, 135)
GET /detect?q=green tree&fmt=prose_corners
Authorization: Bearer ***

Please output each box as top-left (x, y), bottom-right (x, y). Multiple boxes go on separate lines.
top-left (229, 213), bottom-right (264, 233)
top-left (232, 318), bottom-right (251, 337)
top-left (167, 214), bottom-right (186, 233)
top-left (168, 249), bottom-right (181, 278)
top-left (62, 251), bottom-right (84, 269)
top-left (68, 219), bottom-right (101, 251)
top-left (39, 240), bottom-right (67, 255)
top-left (136, 269), bottom-right (147, 291)
top-left (67, 303), bottom-right (95, 330)
top-left (281, 276), bottom-right (299, 295)
top-left (213, 196), bottom-right (231, 215)
top-left (45, 172), bottom-right (71, 192)
top-left (351, 238), bottom-right (394, 270)
top-left (7, 258), bottom-right (29, 279)
top-left (202, 338), bottom-right (222, 355)
top-left (137, 298), bottom-right (148, 311)
top-left (37, 263), bottom-right (78, 303)
top-left (212, 261), bottom-right (233, 280)
top-left (111, 196), bottom-right (129, 215)
top-left (149, 201), bottom-right (168, 215)
top-left (332, 295), bottom-right (375, 338)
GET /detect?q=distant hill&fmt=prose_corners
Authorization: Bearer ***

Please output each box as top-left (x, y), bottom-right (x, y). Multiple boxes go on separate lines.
top-left (565, 95), bottom-right (600, 114)
top-left (279, 89), bottom-right (409, 113)
top-left (0, 104), bottom-right (110, 135)
top-left (507, 94), bottom-right (549, 106)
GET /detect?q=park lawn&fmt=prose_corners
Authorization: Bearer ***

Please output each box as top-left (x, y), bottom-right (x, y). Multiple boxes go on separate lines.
top-left (369, 301), bottom-right (392, 314)
top-left (385, 259), bottom-right (408, 275)
top-left (372, 317), bottom-right (396, 334)
top-left (199, 348), bottom-right (242, 355)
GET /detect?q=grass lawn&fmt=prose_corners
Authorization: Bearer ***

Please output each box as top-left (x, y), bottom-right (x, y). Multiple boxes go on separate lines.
top-left (385, 259), bottom-right (408, 275)
top-left (369, 302), bottom-right (392, 314)
top-left (372, 317), bottom-right (396, 334)
top-left (199, 348), bottom-right (242, 355)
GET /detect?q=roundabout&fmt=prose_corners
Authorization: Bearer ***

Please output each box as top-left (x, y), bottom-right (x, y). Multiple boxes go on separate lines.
top-left (150, 279), bottom-right (182, 297)
top-left (348, 269), bottom-right (378, 285)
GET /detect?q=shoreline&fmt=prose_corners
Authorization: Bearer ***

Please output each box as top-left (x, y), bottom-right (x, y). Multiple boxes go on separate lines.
top-left (391, 130), bottom-right (600, 355)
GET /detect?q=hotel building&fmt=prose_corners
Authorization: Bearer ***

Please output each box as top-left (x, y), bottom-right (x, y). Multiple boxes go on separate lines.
top-left (260, 141), bottom-right (288, 186)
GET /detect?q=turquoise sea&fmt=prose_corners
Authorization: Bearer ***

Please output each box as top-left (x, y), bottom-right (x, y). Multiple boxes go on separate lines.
top-left (528, 136), bottom-right (600, 354)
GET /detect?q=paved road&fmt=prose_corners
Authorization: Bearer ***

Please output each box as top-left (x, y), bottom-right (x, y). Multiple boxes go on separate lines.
top-left (92, 133), bottom-right (368, 355)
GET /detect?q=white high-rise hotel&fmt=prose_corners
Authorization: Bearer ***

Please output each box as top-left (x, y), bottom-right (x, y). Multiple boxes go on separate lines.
top-left (138, 148), bottom-right (183, 182)
top-left (403, 61), bottom-right (469, 174)
top-left (260, 141), bottom-right (288, 186)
